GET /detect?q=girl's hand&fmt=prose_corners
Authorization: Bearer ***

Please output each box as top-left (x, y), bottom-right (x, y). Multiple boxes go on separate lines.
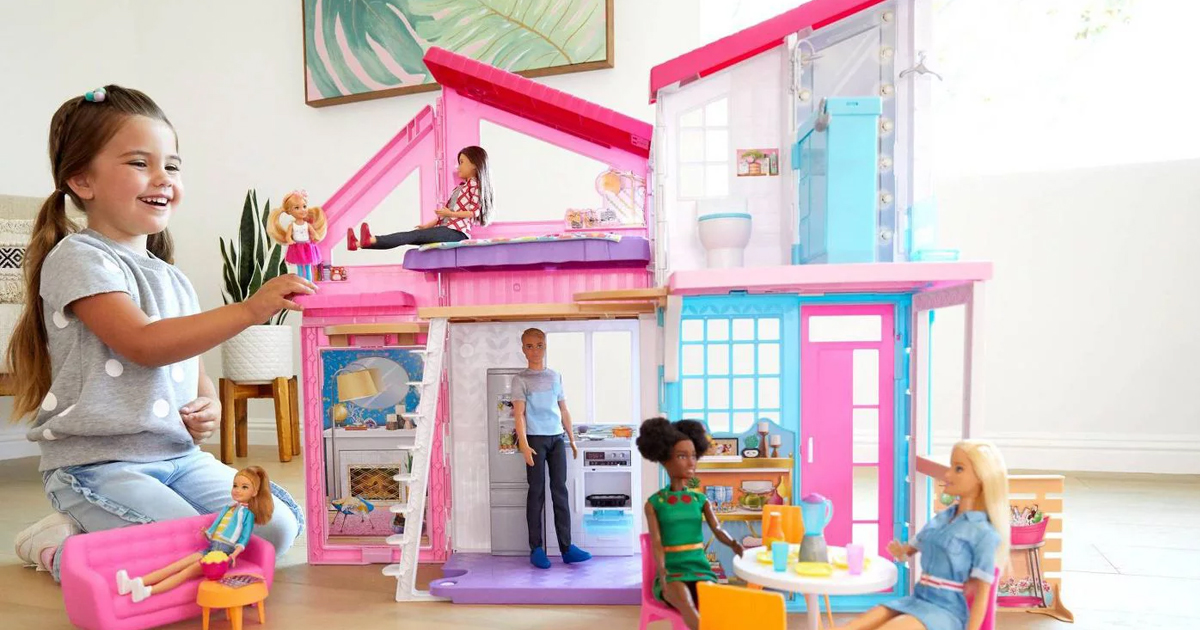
top-left (435, 207), bottom-right (453, 218)
top-left (243, 275), bottom-right (317, 323)
top-left (730, 540), bottom-right (745, 557)
top-left (181, 397), bottom-right (219, 444)
top-left (887, 540), bottom-right (910, 562)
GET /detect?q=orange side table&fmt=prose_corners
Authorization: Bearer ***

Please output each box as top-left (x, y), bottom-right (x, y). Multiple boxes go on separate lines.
top-left (196, 576), bottom-right (268, 630)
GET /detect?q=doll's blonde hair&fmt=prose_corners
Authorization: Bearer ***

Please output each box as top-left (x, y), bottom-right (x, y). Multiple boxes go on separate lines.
top-left (267, 191), bottom-right (327, 245)
top-left (954, 440), bottom-right (1010, 564)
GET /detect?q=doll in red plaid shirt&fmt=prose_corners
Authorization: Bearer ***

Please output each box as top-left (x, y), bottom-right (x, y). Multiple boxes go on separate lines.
top-left (348, 145), bottom-right (494, 250)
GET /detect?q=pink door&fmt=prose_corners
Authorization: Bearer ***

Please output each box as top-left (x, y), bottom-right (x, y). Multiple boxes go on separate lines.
top-left (800, 304), bottom-right (894, 559)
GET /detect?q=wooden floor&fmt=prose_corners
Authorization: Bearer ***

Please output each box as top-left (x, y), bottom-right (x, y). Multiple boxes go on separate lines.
top-left (1, 446), bottom-right (1197, 629)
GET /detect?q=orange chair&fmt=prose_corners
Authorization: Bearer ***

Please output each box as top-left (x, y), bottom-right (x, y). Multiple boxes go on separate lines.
top-left (758, 505), bottom-right (834, 628)
top-left (697, 581), bottom-right (786, 630)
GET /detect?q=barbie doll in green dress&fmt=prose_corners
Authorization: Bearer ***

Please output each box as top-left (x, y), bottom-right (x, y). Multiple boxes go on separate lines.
top-left (637, 418), bottom-right (744, 630)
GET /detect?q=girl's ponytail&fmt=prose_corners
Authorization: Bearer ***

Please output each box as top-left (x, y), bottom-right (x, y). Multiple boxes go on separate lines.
top-left (8, 191), bottom-right (77, 421)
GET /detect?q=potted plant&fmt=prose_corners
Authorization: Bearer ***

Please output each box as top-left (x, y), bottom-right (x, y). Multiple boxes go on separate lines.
top-left (218, 190), bottom-right (294, 382)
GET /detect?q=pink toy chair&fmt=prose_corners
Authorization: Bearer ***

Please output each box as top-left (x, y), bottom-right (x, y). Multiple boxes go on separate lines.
top-left (639, 533), bottom-right (689, 630)
top-left (60, 514), bottom-right (276, 630)
top-left (964, 567), bottom-right (1001, 630)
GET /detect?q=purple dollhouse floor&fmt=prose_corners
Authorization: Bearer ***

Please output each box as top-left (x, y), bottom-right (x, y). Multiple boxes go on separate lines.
top-left (428, 553), bottom-right (642, 605)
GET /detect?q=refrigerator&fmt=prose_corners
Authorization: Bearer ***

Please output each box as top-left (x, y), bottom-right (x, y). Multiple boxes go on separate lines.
top-left (486, 368), bottom-right (581, 556)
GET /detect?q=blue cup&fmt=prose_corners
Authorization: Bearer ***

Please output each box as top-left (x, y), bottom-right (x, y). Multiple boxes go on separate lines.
top-left (771, 541), bottom-right (789, 572)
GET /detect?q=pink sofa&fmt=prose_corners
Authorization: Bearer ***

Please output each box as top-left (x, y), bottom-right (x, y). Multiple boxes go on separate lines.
top-left (60, 514), bottom-right (276, 630)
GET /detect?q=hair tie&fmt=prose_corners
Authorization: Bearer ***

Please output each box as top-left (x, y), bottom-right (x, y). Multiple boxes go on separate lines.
top-left (84, 87), bottom-right (107, 103)
top-left (287, 189), bottom-right (308, 202)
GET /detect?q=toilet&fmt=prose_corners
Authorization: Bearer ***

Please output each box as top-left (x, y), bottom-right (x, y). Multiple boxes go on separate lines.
top-left (697, 199), bottom-right (752, 268)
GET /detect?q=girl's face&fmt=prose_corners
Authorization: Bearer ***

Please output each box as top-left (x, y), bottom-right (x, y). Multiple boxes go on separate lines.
top-left (286, 197), bottom-right (308, 221)
top-left (231, 475), bottom-right (255, 504)
top-left (456, 153), bottom-right (478, 180)
top-left (67, 115), bottom-right (182, 243)
top-left (943, 447), bottom-right (981, 500)
top-left (664, 438), bottom-right (698, 480)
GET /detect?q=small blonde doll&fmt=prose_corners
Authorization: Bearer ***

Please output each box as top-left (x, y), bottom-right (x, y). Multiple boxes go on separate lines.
top-left (116, 467), bottom-right (274, 602)
top-left (268, 190), bottom-right (327, 281)
top-left (842, 440), bottom-right (1010, 630)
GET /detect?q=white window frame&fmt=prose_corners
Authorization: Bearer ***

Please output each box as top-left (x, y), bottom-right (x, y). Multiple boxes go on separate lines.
top-left (545, 324), bottom-right (640, 426)
top-left (676, 96), bottom-right (731, 201)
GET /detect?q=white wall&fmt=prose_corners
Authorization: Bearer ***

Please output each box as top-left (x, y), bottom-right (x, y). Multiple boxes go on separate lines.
top-left (929, 159), bottom-right (1200, 473)
top-left (0, 0), bottom-right (704, 456)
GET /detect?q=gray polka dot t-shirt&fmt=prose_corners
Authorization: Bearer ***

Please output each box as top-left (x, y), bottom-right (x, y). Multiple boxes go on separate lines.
top-left (28, 229), bottom-right (201, 472)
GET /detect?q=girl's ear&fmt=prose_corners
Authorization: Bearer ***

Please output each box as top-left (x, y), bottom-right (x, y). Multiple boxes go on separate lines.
top-left (67, 173), bottom-right (95, 201)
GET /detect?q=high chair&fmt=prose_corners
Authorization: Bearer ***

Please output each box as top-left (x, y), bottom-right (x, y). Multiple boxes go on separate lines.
top-left (697, 581), bottom-right (786, 630)
top-left (755, 505), bottom-right (834, 627)
top-left (638, 533), bottom-right (688, 630)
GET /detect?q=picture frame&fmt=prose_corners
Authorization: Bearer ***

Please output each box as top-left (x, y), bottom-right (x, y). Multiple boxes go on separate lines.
top-left (710, 437), bottom-right (740, 458)
top-left (303, 0), bottom-right (616, 108)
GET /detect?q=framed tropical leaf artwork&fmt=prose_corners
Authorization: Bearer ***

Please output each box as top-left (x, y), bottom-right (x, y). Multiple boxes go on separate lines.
top-left (303, 0), bottom-right (615, 108)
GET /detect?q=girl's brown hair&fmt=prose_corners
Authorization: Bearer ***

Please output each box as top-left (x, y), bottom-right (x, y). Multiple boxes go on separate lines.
top-left (7, 85), bottom-right (177, 421)
top-left (235, 466), bottom-right (275, 525)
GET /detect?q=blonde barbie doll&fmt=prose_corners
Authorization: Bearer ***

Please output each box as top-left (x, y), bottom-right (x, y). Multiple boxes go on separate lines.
top-left (842, 441), bottom-right (1009, 630)
top-left (268, 190), bottom-right (327, 281)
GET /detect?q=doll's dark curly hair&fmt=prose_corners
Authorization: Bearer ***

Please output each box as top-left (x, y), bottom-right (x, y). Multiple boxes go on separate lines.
top-left (636, 417), bottom-right (711, 463)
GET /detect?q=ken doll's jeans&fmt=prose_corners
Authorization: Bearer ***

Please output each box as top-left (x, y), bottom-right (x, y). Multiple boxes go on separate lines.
top-left (43, 450), bottom-right (303, 582)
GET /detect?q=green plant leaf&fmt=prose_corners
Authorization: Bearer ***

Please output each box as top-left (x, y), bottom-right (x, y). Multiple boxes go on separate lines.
top-left (220, 238), bottom-right (244, 303)
top-left (410, 0), bottom-right (607, 72)
top-left (237, 191), bottom-right (256, 293)
top-left (305, 0), bottom-right (432, 99)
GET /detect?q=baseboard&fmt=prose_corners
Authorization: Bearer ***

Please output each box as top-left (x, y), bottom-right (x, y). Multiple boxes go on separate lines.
top-left (929, 431), bottom-right (1200, 475)
top-left (241, 416), bottom-right (305, 449)
top-left (0, 431), bottom-right (38, 460)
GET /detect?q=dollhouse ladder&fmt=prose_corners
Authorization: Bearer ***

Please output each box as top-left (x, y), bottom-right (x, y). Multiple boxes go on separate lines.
top-left (382, 316), bottom-right (448, 602)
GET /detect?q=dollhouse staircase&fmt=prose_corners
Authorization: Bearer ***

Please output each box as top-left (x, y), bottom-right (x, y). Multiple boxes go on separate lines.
top-left (382, 317), bottom-right (448, 601)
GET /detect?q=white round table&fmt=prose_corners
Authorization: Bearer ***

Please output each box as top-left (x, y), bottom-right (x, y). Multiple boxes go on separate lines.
top-left (732, 545), bottom-right (898, 630)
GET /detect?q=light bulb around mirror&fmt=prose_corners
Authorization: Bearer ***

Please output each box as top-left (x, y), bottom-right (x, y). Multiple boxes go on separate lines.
top-left (880, 84), bottom-right (894, 96)
top-left (880, 156), bottom-right (894, 171)
top-left (880, 47), bottom-right (894, 61)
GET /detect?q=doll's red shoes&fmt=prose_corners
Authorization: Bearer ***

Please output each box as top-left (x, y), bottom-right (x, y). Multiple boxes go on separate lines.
top-left (347, 223), bottom-right (373, 251)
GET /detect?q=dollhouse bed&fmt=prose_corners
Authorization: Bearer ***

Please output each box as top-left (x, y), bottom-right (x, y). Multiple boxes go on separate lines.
top-left (401, 232), bottom-right (651, 272)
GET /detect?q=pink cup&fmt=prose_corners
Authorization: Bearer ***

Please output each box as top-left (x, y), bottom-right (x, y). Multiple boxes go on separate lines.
top-left (846, 544), bottom-right (864, 575)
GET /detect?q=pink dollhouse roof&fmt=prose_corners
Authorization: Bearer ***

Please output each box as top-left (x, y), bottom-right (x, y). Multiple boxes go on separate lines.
top-left (648, 0), bottom-right (886, 103)
top-left (424, 47), bottom-right (653, 159)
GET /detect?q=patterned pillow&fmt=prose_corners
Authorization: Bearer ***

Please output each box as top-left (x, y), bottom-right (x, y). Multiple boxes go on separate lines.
top-left (0, 219), bottom-right (32, 304)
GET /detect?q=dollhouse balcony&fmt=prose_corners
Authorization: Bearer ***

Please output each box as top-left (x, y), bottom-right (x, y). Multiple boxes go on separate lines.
top-left (667, 261), bottom-right (993, 296)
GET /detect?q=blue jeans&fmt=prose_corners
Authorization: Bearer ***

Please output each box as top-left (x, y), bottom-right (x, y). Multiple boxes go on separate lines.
top-left (43, 450), bottom-right (303, 582)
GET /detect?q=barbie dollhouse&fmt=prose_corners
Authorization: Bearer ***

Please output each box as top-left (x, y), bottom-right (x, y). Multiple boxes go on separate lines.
top-left (295, 0), bottom-right (1037, 615)
top-left (297, 46), bottom-right (656, 603)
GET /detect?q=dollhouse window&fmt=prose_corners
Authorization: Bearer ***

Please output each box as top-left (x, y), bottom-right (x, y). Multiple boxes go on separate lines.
top-left (545, 328), bottom-right (637, 425)
top-left (677, 98), bottom-right (730, 199)
top-left (680, 315), bottom-right (781, 434)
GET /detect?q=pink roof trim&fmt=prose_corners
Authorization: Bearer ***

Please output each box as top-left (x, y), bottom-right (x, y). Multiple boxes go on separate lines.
top-left (649, 0), bottom-right (886, 103)
top-left (424, 47), bottom-right (652, 159)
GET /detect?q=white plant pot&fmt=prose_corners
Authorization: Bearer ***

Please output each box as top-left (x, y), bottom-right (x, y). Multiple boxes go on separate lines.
top-left (221, 325), bottom-right (294, 383)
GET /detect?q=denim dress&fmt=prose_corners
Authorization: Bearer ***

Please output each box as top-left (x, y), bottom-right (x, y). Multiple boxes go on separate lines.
top-left (884, 506), bottom-right (1000, 630)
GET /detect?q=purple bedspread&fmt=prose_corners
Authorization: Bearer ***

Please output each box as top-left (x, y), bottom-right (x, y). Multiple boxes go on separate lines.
top-left (402, 236), bottom-right (651, 272)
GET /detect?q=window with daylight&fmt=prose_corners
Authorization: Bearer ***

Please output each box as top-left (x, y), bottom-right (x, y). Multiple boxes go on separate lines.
top-left (680, 315), bottom-right (782, 434)
top-left (544, 328), bottom-right (637, 426)
top-left (677, 97), bottom-right (730, 199)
